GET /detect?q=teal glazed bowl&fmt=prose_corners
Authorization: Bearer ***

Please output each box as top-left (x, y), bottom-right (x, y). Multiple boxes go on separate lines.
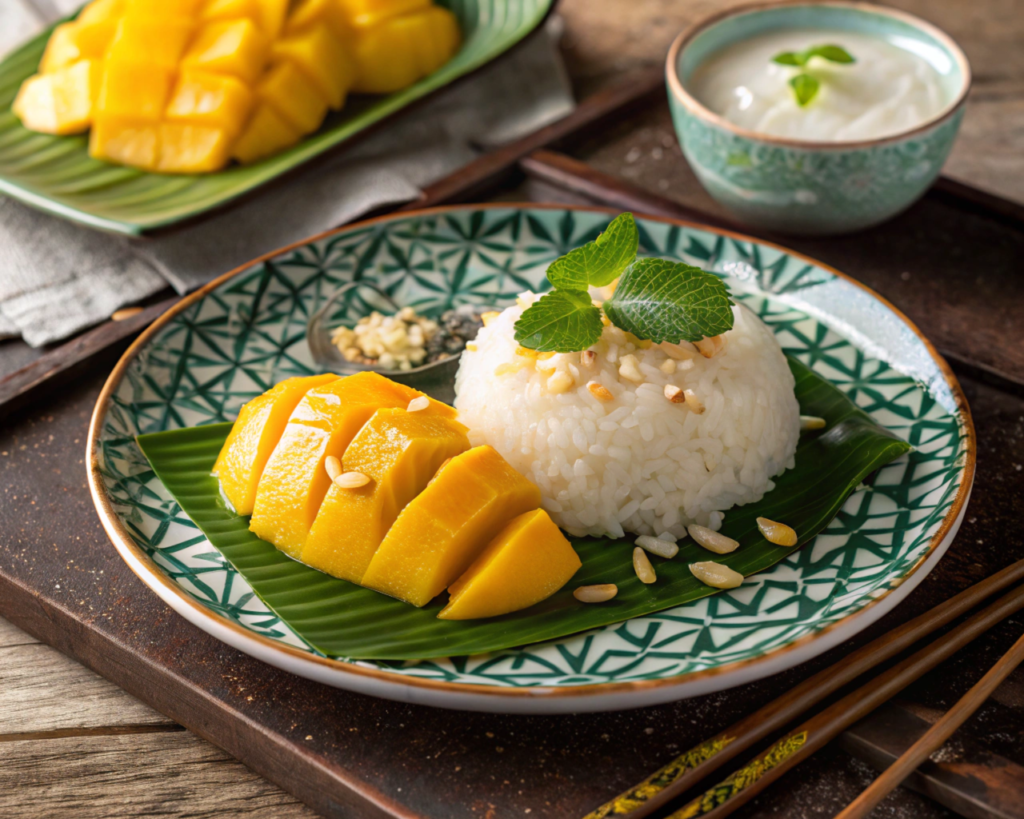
top-left (666, 1), bottom-right (971, 235)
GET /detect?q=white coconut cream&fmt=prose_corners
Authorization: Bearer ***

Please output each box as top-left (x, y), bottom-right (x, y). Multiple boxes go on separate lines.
top-left (688, 30), bottom-right (948, 141)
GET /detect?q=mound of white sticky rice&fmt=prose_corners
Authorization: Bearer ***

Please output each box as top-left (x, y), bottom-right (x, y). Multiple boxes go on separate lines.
top-left (454, 296), bottom-right (800, 540)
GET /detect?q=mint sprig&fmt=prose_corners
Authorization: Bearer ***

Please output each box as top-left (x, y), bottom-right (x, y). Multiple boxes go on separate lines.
top-left (771, 44), bottom-right (855, 107)
top-left (789, 73), bottom-right (820, 107)
top-left (512, 212), bottom-right (734, 353)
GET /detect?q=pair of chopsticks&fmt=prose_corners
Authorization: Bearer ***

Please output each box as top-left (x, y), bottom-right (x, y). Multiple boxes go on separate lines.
top-left (583, 557), bottom-right (1024, 819)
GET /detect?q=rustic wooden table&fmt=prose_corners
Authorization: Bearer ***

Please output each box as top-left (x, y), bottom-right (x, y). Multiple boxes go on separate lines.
top-left (2, 1), bottom-right (1023, 818)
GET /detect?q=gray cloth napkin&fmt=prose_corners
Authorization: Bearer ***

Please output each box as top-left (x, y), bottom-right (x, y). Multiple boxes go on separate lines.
top-left (0, 19), bottom-right (573, 346)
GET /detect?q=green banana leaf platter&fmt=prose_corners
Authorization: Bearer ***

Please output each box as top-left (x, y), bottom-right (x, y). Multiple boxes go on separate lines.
top-left (87, 205), bottom-right (974, 713)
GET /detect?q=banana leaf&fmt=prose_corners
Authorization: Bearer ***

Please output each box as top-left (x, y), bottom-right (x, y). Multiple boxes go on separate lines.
top-left (136, 358), bottom-right (911, 660)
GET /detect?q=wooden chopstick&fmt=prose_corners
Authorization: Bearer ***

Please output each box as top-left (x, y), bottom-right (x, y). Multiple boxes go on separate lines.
top-left (835, 627), bottom-right (1024, 819)
top-left (582, 558), bottom-right (1024, 819)
top-left (656, 583), bottom-right (1024, 819)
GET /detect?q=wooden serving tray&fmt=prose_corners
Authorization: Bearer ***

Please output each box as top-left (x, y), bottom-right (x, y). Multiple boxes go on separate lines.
top-left (2, 72), bottom-right (1024, 819)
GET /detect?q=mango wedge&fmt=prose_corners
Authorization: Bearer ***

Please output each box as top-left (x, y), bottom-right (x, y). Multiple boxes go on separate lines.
top-left (438, 509), bottom-right (582, 620)
top-left (301, 408), bottom-right (470, 583)
top-left (249, 372), bottom-right (455, 558)
top-left (213, 373), bottom-right (338, 515)
top-left (361, 446), bottom-right (541, 606)
top-left (13, 59), bottom-right (100, 135)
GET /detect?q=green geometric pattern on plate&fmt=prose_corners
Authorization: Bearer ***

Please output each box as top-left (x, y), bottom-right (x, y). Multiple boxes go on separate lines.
top-left (95, 207), bottom-right (968, 687)
top-left (0, 0), bottom-right (552, 235)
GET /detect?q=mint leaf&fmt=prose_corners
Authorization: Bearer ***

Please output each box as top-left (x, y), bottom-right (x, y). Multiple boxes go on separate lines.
top-left (772, 51), bottom-right (806, 67)
top-left (513, 290), bottom-right (603, 353)
top-left (806, 44), bottom-right (855, 64)
top-left (546, 213), bottom-right (639, 290)
top-left (789, 73), bottom-right (820, 106)
top-left (603, 259), bottom-right (734, 344)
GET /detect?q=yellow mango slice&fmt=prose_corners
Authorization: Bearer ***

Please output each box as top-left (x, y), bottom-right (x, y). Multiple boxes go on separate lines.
top-left (249, 372), bottom-right (456, 557)
top-left (230, 103), bottom-right (301, 163)
top-left (257, 61), bottom-right (327, 135)
top-left (157, 123), bottom-right (232, 173)
top-left (337, 0), bottom-right (430, 29)
top-left (107, 18), bottom-right (195, 69)
top-left (97, 62), bottom-right (174, 121)
top-left (165, 70), bottom-right (253, 137)
top-left (14, 60), bottom-right (100, 135)
top-left (350, 6), bottom-right (460, 94)
top-left (213, 374), bottom-right (338, 516)
top-left (122, 0), bottom-right (203, 18)
top-left (438, 510), bottom-right (582, 620)
top-left (361, 446), bottom-right (541, 606)
top-left (301, 408), bottom-right (470, 583)
top-left (89, 115), bottom-right (160, 168)
top-left (202, 0), bottom-right (289, 38)
top-left (40, 21), bottom-right (117, 73)
top-left (272, 27), bottom-right (354, 109)
top-left (77, 0), bottom-right (125, 26)
top-left (181, 20), bottom-right (269, 85)
top-left (286, 0), bottom-right (353, 43)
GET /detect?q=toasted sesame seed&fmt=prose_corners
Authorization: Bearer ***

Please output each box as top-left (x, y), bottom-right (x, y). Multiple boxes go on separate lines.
top-left (573, 584), bottom-right (618, 603)
top-left (688, 524), bottom-right (739, 554)
top-left (619, 354), bottom-right (644, 384)
top-left (465, 342), bottom-right (478, 352)
top-left (407, 396), bottom-right (430, 412)
top-left (689, 561), bottom-right (744, 589)
top-left (660, 359), bottom-right (677, 374)
top-left (695, 336), bottom-right (719, 358)
top-left (580, 350), bottom-right (597, 368)
top-left (481, 311), bottom-right (500, 327)
top-left (324, 455), bottom-right (342, 481)
top-left (334, 472), bottom-right (372, 489)
top-left (664, 384), bottom-right (685, 403)
top-left (684, 389), bottom-right (705, 414)
top-left (633, 548), bottom-right (657, 584)
top-left (800, 415), bottom-right (827, 431)
top-left (587, 381), bottom-right (614, 402)
top-left (757, 517), bottom-right (798, 546)
top-left (635, 535), bottom-right (679, 559)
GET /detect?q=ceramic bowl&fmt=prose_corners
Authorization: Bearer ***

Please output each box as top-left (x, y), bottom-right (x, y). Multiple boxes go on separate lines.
top-left (666, 1), bottom-right (971, 235)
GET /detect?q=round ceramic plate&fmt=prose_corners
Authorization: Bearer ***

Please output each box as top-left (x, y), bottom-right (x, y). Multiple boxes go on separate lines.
top-left (88, 205), bottom-right (974, 714)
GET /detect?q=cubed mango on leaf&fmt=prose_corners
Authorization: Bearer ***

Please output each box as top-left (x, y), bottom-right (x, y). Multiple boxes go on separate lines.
top-left (90, 115), bottom-right (160, 168)
top-left (286, 0), bottom-right (353, 43)
top-left (13, 60), bottom-right (101, 135)
top-left (108, 18), bottom-right (195, 69)
top-left (40, 21), bottom-right (117, 74)
top-left (300, 408), bottom-right (470, 584)
top-left (165, 70), bottom-right (254, 137)
top-left (181, 20), bottom-right (270, 85)
top-left (122, 0), bottom-right (203, 18)
top-left (77, 0), bottom-right (125, 26)
top-left (337, 0), bottom-right (430, 29)
top-left (202, 0), bottom-right (289, 38)
top-left (361, 446), bottom-right (542, 607)
top-left (257, 61), bottom-right (328, 134)
top-left (230, 103), bottom-right (301, 163)
top-left (438, 509), bottom-right (582, 620)
top-left (97, 62), bottom-right (174, 120)
top-left (158, 123), bottom-right (232, 173)
top-left (272, 26), bottom-right (353, 109)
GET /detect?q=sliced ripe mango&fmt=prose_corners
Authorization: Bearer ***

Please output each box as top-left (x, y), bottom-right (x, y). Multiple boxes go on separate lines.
top-left (181, 20), bottom-right (270, 85)
top-left (230, 103), bottom-right (301, 164)
top-left (301, 408), bottom-right (470, 583)
top-left (89, 115), bottom-right (160, 167)
top-left (249, 372), bottom-right (456, 558)
top-left (350, 6), bottom-right (460, 94)
top-left (122, 0), bottom-right (203, 18)
top-left (40, 21), bottom-right (117, 74)
top-left (158, 123), bottom-right (232, 173)
top-left (107, 18), bottom-right (195, 69)
top-left (202, 0), bottom-right (289, 38)
top-left (77, 0), bottom-right (125, 26)
top-left (337, 0), bottom-right (431, 29)
top-left (286, 0), bottom-right (353, 43)
top-left (97, 62), bottom-right (174, 121)
top-left (13, 60), bottom-right (100, 135)
top-left (272, 26), bottom-right (354, 109)
top-left (165, 70), bottom-right (254, 137)
top-left (361, 446), bottom-right (541, 606)
top-left (213, 374), bottom-right (338, 516)
top-left (257, 61), bottom-right (328, 135)
top-left (438, 509), bottom-right (582, 620)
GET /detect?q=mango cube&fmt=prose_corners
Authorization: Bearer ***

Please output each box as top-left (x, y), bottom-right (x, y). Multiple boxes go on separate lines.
top-left (158, 123), bottom-right (231, 173)
top-left (98, 62), bottom-right (174, 120)
top-left (90, 115), bottom-right (160, 168)
top-left (40, 21), bottom-right (117, 73)
top-left (182, 20), bottom-right (270, 85)
top-left (361, 446), bottom-right (542, 607)
top-left (77, 0), bottom-right (125, 25)
top-left (231, 103), bottom-right (301, 164)
top-left (13, 59), bottom-right (100, 135)
top-left (337, 0), bottom-right (430, 29)
top-left (300, 408), bottom-right (470, 584)
top-left (165, 70), bottom-right (254, 137)
top-left (108, 18), bottom-right (195, 69)
top-left (438, 510), bottom-right (582, 620)
top-left (257, 61), bottom-right (328, 134)
top-left (351, 6), bottom-right (460, 94)
top-left (286, 0), bottom-right (353, 43)
top-left (122, 0), bottom-right (203, 18)
top-left (272, 26), bottom-right (353, 109)
top-left (202, 0), bottom-right (289, 38)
